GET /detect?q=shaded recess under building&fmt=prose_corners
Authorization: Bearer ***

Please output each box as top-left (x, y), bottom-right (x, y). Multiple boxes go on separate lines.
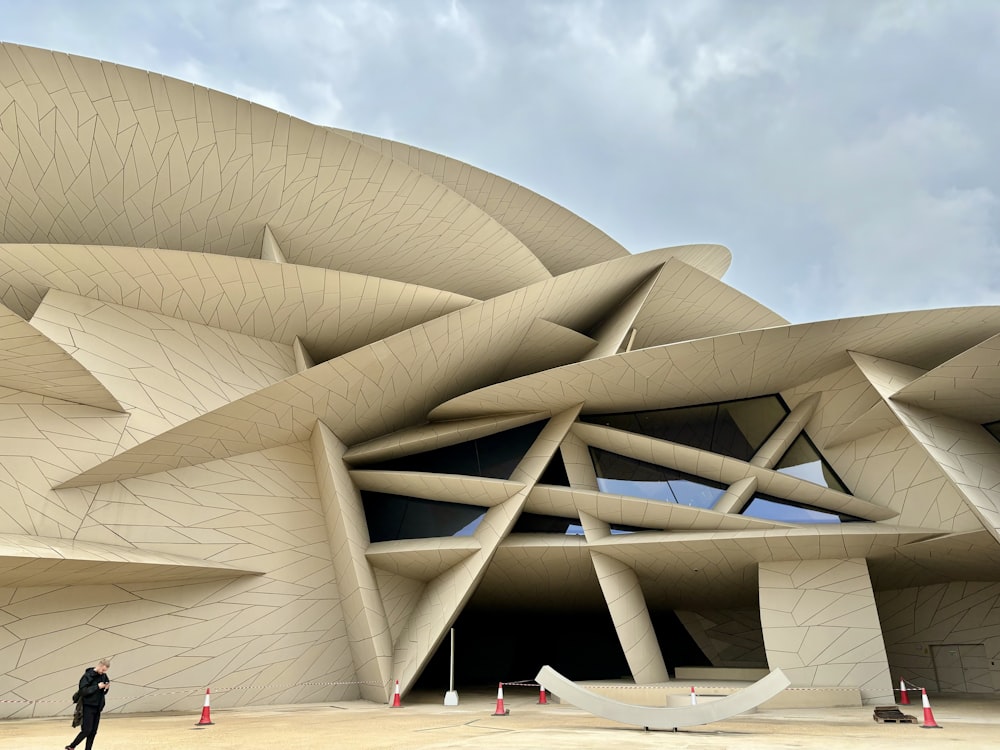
top-left (414, 604), bottom-right (710, 690)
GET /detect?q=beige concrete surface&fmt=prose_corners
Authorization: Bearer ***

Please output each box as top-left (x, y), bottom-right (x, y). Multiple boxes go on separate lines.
top-left (4, 41), bottom-right (1000, 723)
top-left (2, 689), bottom-right (998, 750)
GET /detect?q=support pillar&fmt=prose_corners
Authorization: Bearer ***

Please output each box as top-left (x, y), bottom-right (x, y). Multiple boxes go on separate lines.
top-left (759, 558), bottom-right (893, 704)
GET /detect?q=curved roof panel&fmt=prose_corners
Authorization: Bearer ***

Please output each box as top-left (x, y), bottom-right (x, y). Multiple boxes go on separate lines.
top-left (0, 243), bottom-right (473, 361)
top-left (0, 298), bottom-right (122, 411)
top-left (630, 256), bottom-right (787, 348)
top-left (0, 43), bottom-right (551, 299)
top-left (334, 129), bottom-right (630, 275)
top-left (431, 307), bottom-right (1000, 419)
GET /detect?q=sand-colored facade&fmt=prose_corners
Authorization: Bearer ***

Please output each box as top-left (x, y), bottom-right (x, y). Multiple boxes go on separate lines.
top-left (2, 43), bottom-right (1000, 718)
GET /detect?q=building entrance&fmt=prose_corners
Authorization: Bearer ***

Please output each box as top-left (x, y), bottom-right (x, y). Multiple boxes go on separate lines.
top-left (931, 643), bottom-right (992, 693)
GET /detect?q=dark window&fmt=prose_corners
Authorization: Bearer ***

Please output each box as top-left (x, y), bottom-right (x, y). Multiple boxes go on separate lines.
top-left (984, 420), bottom-right (1000, 443)
top-left (537, 450), bottom-right (571, 486)
top-left (581, 396), bottom-right (788, 462)
top-left (590, 448), bottom-right (726, 509)
top-left (361, 491), bottom-right (486, 542)
top-left (512, 512), bottom-right (583, 534)
top-left (774, 434), bottom-right (850, 493)
top-left (361, 419), bottom-right (547, 479)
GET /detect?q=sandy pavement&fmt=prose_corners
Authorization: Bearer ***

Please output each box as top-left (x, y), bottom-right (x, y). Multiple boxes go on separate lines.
top-left (2, 689), bottom-right (998, 749)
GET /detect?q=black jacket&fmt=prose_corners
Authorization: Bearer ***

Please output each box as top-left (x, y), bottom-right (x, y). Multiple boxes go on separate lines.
top-left (78, 667), bottom-right (110, 710)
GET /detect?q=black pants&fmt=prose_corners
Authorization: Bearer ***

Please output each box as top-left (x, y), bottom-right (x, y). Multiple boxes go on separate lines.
top-left (69, 704), bottom-right (102, 750)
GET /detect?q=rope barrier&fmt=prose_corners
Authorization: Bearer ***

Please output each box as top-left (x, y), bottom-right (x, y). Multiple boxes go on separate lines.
top-left (0, 680), bottom-right (384, 706)
top-left (894, 678), bottom-right (924, 692)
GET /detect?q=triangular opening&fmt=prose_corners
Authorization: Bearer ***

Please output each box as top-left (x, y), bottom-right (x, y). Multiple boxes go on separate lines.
top-left (512, 512), bottom-right (584, 534)
top-left (581, 396), bottom-right (788, 462)
top-left (984, 420), bottom-right (1000, 443)
top-left (361, 491), bottom-right (487, 542)
top-left (363, 418), bottom-right (548, 479)
top-left (537, 449), bottom-right (571, 486)
top-left (774, 434), bottom-right (851, 494)
top-left (740, 492), bottom-right (864, 524)
top-left (589, 447), bottom-right (726, 509)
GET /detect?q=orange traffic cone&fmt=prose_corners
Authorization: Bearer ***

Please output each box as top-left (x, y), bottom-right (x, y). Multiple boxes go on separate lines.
top-left (195, 688), bottom-right (213, 726)
top-left (390, 680), bottom-right (402, 708)
top-left (537, 685), bottom-right (547, 705)
top-left (491, 682), bottom-right (509, 716)
top-left (898, 677), bottom-right (910, 705)
top-left (690, 686), bottom-right (697, 705)
top-left (920, 688), bottom-right (942, 729)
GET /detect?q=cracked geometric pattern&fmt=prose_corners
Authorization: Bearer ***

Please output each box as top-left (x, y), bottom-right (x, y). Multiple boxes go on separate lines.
top-left (0, 300), bottom-right (120, 411)
top-left (32, 289), bottom-right (297, 451)
top-left (784, 365), bottom-right (981, 533)
top-left (759, 559), bottom-right (893, 703)
top-left (850, 351), bottom-right (1000, 542)
top-left (310, 422), bottom-right (391, 703)
top-left (876, 581), bottom-right (1000, 693)
top-left (1, 442), bottom-right (355, 718)
top-left (432, 308), bottom-right (1000, 419)
top-left (589, 550), bottom-right (669, 683)
top-left (0, 242), bottom-right (474, 361)
top-left (2, 42), bottom-right (1000, 718)
top-left (892, 331), bottom-right (1000, 423)
top-left (332, 129), bottom-right (631, 278)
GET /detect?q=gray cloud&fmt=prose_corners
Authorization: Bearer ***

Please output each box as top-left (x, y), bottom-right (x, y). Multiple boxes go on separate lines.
top-left (3, 0), bottom-right (999, 322)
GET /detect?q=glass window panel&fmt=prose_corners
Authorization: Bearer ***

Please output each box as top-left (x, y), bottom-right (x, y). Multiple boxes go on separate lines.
top-left (591, 448), bottom-right (726, 508)
top-left (591, 448), bottom-right (676, 483)
top-left (715, 397), bottom-right (788, 461)
top-left (512, 512), bottom-right (581, 534)
top-left (582, 396), bottom-right (788, 462)
top-left (475, 420), bottom-right (547, 478)
top-left (360, 419), bottom-right (546, 479)
top-left (666, 478), bottom-right (726, 509)
top-left (775, 434), bottom-right (849, 493)
top-left (597, 477), bottom-right (678, 502)
top-left (455, 515), bottom-right (485, 536)
top-left (580, 412), bottom-right (642, 432)
top-left (742, 497), bottom-right (842, 524)
top-left (361, 491), bottom-right (486, 542)
top-left (637, 404), bottom-right (717, 450)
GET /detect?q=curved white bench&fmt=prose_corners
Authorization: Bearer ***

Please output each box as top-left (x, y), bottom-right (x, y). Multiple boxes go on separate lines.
top-left (535, 665), bottom-right (790, 731)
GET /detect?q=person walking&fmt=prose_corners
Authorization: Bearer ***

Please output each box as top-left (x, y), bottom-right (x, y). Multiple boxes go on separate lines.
top-left (66, 657), bottom-right (111, 750)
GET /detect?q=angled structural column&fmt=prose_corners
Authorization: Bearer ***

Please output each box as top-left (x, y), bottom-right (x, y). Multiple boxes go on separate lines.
top-left (389, 406), bottom-right (583, 697)
top-left (750, 393), bottom-right (819, 469)
top-left (588, 549), bottom-right (670, 683)
top-left (575, 428), bottom-right (668, 683)
top-left (758, 558), bottom-right (893, 704)
top-left (585, 266), bottom-right (662, 359)
top-left (312, 421), bottom-right (393, 702)
top-left (851, 351), bottom-right (1000, 543)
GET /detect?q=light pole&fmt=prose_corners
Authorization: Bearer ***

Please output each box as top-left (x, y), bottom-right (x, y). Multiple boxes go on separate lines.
top-left (444, 627), bottom-right (459, 706)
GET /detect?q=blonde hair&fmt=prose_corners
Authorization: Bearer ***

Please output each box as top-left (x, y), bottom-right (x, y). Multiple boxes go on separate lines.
top-left (98, 657), bottom-right (112, 668)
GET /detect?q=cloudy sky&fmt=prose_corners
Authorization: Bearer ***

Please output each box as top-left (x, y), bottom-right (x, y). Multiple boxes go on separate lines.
top-left (4, 0), bottom-right (999, 322)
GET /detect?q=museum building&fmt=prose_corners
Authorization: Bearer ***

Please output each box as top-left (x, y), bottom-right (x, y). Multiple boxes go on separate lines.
top-left (1, 43), bottom-right (1000, 717)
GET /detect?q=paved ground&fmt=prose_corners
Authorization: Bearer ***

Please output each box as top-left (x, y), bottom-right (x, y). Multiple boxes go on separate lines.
top-left (3, 689), bottom-right (999, 749)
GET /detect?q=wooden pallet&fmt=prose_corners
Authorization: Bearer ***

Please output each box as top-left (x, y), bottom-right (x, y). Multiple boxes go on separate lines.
top-left (873, 706), bottom-right (917, 723)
